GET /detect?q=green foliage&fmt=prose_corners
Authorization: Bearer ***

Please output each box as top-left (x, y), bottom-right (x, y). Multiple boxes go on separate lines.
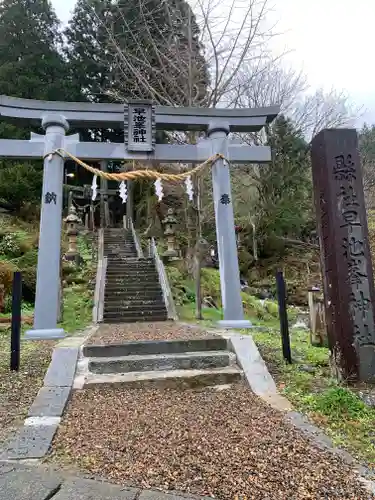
top-left (0, 162), bottom-right (43, 211)
top-left (200, 268), bottom-right (221, 301)
top-left (246, 115), bottom-right (314, 255)
top-left (14, 249), bottom-right (38, 269)
top-left (166, 266), bottom-right (194, 305)
top-left (0, 0), bottom-right (83, 212)
top-left (0, 0), bottom-right (81, 102)
top-left (59, 285), bottom-right (92, 333)
top-left (303, 388), bottom-right (371, 420)
top-left (0, 232), bottom-right (31, 258)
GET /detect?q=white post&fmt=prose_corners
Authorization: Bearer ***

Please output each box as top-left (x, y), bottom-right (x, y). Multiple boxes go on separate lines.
top-left (25, 114), bottom-right (69, 339)
top-left (208, 121), bottom-right (251, 328)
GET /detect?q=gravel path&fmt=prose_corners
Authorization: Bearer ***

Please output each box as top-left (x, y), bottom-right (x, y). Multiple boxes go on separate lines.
top-left (86, 322), bottom-right (218, 345)
top-left (51, 383), bottom-right (372, 499)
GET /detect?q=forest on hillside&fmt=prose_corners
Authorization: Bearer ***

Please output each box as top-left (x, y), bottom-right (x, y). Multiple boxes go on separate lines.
top-left (1, 0), bottom-right (375, 303)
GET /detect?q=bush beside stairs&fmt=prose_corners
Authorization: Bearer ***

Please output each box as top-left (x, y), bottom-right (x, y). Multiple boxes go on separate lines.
top-left (103, 228), bottom-right (168, 323)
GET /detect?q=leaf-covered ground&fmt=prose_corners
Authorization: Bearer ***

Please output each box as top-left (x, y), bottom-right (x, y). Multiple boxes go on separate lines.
top-left (51, 382), bottom-right (372, 499)
top-left (0, 333), bottom-right (55, 444)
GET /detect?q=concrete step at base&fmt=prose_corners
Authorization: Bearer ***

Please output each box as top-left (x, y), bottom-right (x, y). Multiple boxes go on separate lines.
top-left (83, 366), bottom-right (243, 389)
top-left (83, 337), bottom-right (229, 357)
top-left (89, 350), bottom-right (236, 374)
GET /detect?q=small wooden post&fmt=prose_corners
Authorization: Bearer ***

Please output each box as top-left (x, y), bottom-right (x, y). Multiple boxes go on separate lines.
top-left (276, 270), bottom-right (292, 364)
top-left (308, 287), bottom-right (328, 347)
top-left (10, 272), bottom-right (22, 371)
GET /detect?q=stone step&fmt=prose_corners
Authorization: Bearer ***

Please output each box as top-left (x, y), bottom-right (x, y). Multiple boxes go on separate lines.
top-left (103, 309), bottom-right (167, 319)
top-left (106, 272), bottom-right (158, 278)
top-left (108, 259), bottom-right (156, 269)
top-left (83, 366), bottom-right (243, 389)
top-left (106, 269), bottom-right (158, 276)
top-left (105, 248), bottom-right (136, 253)
top-left (88, 350), bottom-right (236, 374)
top-left (103, 299), bottom-right (165, 308)
top-left (102, 315), bottom-right (168, 323)
top-left (104, 304), bottom-right (166, 314)
top-left (111, 257), bottom-right (155, 265)
top-left (106, 279), bottom-right (159, 286)
top-left (105, 242), bottom-right (135, 246)
top-left (104, 290), bottom-right (163, 298)
top-left (106, 263), bottom-right (155, 268)
top-left (104, 294), bottom-right (162, 301)
top-left (105, 283), bottom-right (161, 290)
top-left (83, 337), bottom-right (228, 357)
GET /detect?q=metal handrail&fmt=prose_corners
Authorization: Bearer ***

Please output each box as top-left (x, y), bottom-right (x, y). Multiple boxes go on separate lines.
top-left (92, 228), bottom-right (106, 323)
top-left (150, 237), bottom-right (178, 320)
top-left (124, 216), bottom-right (144, 258)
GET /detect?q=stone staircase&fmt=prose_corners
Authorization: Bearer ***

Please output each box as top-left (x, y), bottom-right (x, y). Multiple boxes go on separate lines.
top-left (103, 228), bottom-right (168, 323)
top-left (79, 337), bottom-right (243, 389)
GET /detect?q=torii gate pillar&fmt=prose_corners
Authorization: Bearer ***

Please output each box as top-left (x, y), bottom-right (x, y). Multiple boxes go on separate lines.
top-left (25, 114), bottom-right (68, 339)
top-left (208, 122), bottom-right (251, 328)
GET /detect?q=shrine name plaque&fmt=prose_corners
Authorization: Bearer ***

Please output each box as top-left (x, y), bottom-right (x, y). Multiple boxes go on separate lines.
top-left (125, 100), bottom-right (155, 153)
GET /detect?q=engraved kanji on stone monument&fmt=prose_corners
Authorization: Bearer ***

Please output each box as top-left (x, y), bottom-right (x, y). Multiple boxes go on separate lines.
top-left (125, 100), bottom-right (155, 153)
top-left (311, 129), bottom-right (375, 382)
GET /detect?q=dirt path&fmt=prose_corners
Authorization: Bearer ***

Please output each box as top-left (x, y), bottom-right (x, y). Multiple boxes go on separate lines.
top-left (50, 382), bottom-right (372, 499)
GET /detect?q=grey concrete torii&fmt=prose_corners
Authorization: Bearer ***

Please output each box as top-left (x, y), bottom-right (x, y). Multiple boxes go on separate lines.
top-left (0, 95), bottom-right (279, 339)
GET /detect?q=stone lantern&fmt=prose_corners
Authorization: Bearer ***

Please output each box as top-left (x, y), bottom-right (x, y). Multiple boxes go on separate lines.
top-left (64, 204), bottom-right (81, 263)
top-left (162, 208), bottom-right (179, 260)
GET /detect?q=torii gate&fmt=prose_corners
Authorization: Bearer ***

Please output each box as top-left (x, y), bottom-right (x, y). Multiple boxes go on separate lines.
top-left (0, 95), bottom-right (279, 339)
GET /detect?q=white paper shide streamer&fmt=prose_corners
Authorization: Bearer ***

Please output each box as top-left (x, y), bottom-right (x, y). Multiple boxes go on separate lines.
top-left (119, 180), bottom-right (128, 204)
top-left (154, 178), bottom-right (164, 201)
top-left (91, 175), bottom-right (98, 201)
top-left (185, 175), bottom-right (194, 201)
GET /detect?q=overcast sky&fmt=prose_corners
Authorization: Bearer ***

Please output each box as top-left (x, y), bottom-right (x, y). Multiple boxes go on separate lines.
top-left (51, 0), bottom-right (375, 125)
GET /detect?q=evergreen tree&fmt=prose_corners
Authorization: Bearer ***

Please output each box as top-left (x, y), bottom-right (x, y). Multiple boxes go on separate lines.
top-left (65, 0), bottom-right (209, 105)
top-left (256, 116), bottom-right (313, 242)
top-left (0, 0), bottom-right (81, 104)
top-left (0, 0), bottom-right (82, 212)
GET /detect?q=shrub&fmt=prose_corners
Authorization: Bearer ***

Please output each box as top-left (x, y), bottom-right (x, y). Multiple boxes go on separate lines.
top-left (0, 234), bottom-right (24, 257)
top-left (0, 260), bottom-right (18, 294)
top-left (21, 266), bottom-right (37, 302)
top-left (15, 248), bottom-right (38, 268)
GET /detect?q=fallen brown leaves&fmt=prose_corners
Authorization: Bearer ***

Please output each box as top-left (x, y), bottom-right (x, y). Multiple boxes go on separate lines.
top-left (0, 337), bottom-right (55, 444)
top-left (51, 383), bottom-right (373, 499)
top-left (86, 322), bottom-right (218, 345)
